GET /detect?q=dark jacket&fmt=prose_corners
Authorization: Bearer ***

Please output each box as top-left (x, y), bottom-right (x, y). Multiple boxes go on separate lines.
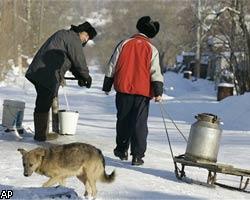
top-left (25, 29), bottom-right (90, 94)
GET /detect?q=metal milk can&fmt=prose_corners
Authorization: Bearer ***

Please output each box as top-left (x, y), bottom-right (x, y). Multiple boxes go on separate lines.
top-left (185, 113), bottom-right (222, 163)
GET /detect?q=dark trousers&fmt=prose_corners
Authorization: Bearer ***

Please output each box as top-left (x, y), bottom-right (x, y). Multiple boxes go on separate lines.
top-left (34, 84), bottom-right (57, 113)
top-left (115, 92), bottom-right (150, 158)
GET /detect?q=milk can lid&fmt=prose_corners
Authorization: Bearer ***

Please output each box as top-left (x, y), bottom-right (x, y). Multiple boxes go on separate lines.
top-left (195, 113), bottom-right (220, 123)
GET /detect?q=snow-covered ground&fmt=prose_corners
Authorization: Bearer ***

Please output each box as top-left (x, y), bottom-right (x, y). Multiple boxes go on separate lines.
top-left (0, 67), bottom-right (250, 199)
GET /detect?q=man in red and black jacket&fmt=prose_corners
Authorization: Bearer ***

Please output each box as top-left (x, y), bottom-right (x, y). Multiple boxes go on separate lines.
top-left (102, 16), bottom-right (164, 165)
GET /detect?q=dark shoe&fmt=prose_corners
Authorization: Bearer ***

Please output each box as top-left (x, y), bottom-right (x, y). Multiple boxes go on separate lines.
top-left (114, 149), bottom-right (128, 161)
top-left (132, 157), bottom-right (144, 166)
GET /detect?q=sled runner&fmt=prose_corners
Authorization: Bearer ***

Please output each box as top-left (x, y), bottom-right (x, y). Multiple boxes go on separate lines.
top-left (173, 154), bottom-right (250, 193)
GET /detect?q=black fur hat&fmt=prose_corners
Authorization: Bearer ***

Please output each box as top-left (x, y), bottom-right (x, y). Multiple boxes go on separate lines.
top-left (71, 21), bottom-right (97, 40)
top-left (136, 16), bottom-right (160, 38)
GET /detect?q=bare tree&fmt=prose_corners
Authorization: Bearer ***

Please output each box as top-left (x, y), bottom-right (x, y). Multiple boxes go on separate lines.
top-left (207, 0), bottom-right (250, 94)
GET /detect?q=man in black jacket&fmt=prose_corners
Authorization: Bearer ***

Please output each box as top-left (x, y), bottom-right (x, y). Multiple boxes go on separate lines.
top-left (25, 22), bottom-right (97, 141)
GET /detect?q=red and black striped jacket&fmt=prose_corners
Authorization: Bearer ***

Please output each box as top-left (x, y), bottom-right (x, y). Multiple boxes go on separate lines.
top-left (103, 33), bottom-right (163, 98)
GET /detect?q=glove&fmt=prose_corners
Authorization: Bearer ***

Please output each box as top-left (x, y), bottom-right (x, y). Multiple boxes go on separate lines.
top-left (78, 76), bottom-right (92, 88)
top-left (154, 96), bottom-right (162, 102)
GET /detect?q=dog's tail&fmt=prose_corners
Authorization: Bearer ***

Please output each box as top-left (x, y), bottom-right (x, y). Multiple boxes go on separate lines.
top-left (97, 148), bottom-right (116, 183)
top-left (101, 170), bottom-right (115, 183)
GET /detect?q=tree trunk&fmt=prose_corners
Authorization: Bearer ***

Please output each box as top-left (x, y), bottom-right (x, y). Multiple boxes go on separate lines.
top-left (238, 0), bottom-right (250, 92)
top-left (13, 0), bottom-right (18, 65)
top-left (26, 0), bottom-right (31, 55)
top-left (38, 0), bottom-right (44, 45)
top-left (195, 0), bottom-right (201, 79)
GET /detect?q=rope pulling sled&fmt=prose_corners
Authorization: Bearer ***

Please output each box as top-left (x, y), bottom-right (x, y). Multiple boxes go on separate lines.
top-left (158, 101), bottom-right (250, 193)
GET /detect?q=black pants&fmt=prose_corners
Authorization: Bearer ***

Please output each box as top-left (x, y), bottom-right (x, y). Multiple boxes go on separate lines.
top-left (115, 92), bottom-right (150, 158)
top-left (34, 84), bottom-right (57, 113)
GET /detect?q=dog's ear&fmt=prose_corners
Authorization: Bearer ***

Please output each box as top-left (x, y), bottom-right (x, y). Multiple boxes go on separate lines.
top-left (17, 148), bottom-right (27, 156)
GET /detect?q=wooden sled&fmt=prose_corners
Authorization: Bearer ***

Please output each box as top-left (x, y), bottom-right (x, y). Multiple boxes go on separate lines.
top-left (174, 155), bottom-right (250, 193)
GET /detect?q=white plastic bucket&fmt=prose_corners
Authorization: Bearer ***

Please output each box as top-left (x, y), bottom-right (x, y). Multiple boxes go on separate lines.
top-left (58, 110), bottom-right (79, 135)
top-left (2, 99), bottom-right (25, 130)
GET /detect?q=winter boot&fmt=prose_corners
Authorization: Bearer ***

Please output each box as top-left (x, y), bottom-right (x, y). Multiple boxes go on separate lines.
top-left (34, 112), bottom-right (48, 141)
top-left (34, 112), bottom-right (58, 141)
top-left (52, 97), bottom-right (59, 134)
top-left (46, 112), bottom-right (59, 140)
top-left (52, 112), bottom-right (59, 133)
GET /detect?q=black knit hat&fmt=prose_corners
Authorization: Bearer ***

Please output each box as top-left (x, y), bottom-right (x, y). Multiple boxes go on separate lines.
top-left (70, 21), bottom-right (97, 40)
top-left (136, 16), bottom-right (160, 38)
